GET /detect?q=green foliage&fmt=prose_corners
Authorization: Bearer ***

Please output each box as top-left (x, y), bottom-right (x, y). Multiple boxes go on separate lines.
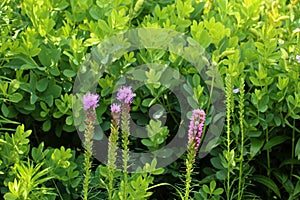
top-left (1, 0), bottom-right (300, 199)
top-left (0, 125), bottom-right (82, 199)
top-left (141, 120), bottom-right (169, 151)
top-left (4, 160), bottom-right (56, 200)
top-left (194, 181), bottom-right (224, 200)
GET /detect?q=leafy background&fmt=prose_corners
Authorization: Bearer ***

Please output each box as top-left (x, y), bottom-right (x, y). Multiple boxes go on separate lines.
top-left (0, 0), bottom-right (300, 199)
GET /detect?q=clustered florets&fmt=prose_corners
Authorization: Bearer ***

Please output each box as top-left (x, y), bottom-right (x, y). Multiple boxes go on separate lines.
top-left (82, 93), bottom-right (100, 111)
top-left (116, 86), bottom-right (135, 105)
top-left (188, 109), bottom-right (206, 151)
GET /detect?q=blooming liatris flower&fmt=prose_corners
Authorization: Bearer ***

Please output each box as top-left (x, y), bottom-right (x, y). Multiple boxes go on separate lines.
top-left (188, 109), bottom-right (206, 151)
top-left (296, 55), bottom-right (300, 63)
top-left (82, 93), bottom-right (100, 111)
top-left (184, 109), bottom-right (206, 200)
top-left (117, 86), bottom-right (135, 104)
top-left (111, 103), bottom-right (121, 113)
top-left (111, 103), bottom-right (121, 124)
top-left (81, 92), bottom-right (100, 200)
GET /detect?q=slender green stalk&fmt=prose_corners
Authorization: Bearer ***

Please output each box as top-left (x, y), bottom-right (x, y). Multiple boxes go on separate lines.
top-left (121, 105), bottom-right (130, 200)
top-left (266, 128), bottom-right (270, 177)
top-left (225, 75), bottom-right (233, 200)
top-left (107, 121), bottom-right (119, 200)
top-left (184, 146), bottom-right (196, 200)
top-left (237, 78), bottom-right (245, 200)
top-left (83, 120), bottom-right (94, 200)
top-left (290, 119), bottom-right (295, 179)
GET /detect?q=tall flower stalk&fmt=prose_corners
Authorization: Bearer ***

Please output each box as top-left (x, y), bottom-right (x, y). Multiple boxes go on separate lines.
top-left (225, 75), bottom-right (234, 200)
top-left (116, 86), bottom-right (135, 200)
top-left (237, 78), bottom-right (245, 200)
top-left (82, 93), bottom-right (99, 200)
top-left (184, 109), bottom-right (206, 200)
top-left (107, 103), bottom-right (121, 200)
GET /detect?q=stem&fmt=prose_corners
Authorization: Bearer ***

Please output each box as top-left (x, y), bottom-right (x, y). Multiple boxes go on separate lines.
top-left (121, 105), bottom-right (130, 200)
top-left (290, 119), bottom-right (295, 179)
top-left (266, 128), bottom-right (270, 177)
top-left (237, 79), bottom-right (245, 200)
top-left (107, 121), bottom-right (119, 200)
top-left (225, 75), bottom-right (233, 200)
top-left (184, 146), bottom-right (196, 200)
top-left (83, 120), bottom-right (94, 200)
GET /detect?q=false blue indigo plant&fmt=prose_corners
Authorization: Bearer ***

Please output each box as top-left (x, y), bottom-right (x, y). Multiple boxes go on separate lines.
top-left (82, 93), bottom-right (99, 200)
top-left (184, 109), bottom-right (206, 200)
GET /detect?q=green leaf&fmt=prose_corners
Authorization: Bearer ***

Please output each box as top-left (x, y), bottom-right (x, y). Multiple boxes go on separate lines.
top-left (142, 98), bottom-right (155, 107)
top-left (252, 175), bottom-right (281, 198)
top-left (42, 120), bottom-right (51, 132)
top-left (36, 78), bottom-right (49, 92)
top-left (215, 169), bottom-right (226, 180)
top-left (210, 180), bottom-right (216, 191)
top-left (89, 5), bottom-right (102, 20)
top-left (295, 138), bottom-right (300, 160)
top-left (1, 104), bottom-right (9, 117)
top-left (32, 142), bottom-right (45, 162)
top-left (202, 184), bottom-right (210, 194)
top-left (30, 93), bottom-right (38, 104)
top-left (210, 157), bottom-right (224, 170)
top-left (213, 188), bottom-right (224, 195)
top-left (263, 135), bottom-right (289, 150)
top-left (63, 69), bottom-right (76, 78)
top-left (9, 93), bottom-right (23, 103)
top-left (250, 138), bottom-right (264, 158)
top-left (198, 30), bottom-right (211, 49)
top-left (141, 139), bottom-right (154, 147)
top-left (152, 168), bottom-right (164, 175)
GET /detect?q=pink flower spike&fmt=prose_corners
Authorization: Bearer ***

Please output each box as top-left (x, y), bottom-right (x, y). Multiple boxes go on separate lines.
top-left (111, 103), bottom-right (121, 114)
top-left (82, 93), bottom-right (100, 111)
top-left (188, 109), bottom-right (206, 151)
top-left (116, 86), bottom-right (135, 104)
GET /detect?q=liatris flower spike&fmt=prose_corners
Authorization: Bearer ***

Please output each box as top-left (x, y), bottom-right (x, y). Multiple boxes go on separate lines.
top-left (107, 103), bottom-right (121, 200)
top-left (82, 93), bottom-right (100, 111)
top-left (110, 103), bottom-right (121, 124)
top-left (188, 109), bottom-right (206, 151)
top-left (82, 92), bottom-right (99, 200)
top-left (184, 109), bottom-right (206, 200)
top-left (116, 86), bottom-right (135, 199)
top-left (117, 86), bottom-right (135, 105)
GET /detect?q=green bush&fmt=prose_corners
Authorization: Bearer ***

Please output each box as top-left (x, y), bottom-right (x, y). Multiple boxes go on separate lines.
top-left (1, 0), bottom-right (300, 199)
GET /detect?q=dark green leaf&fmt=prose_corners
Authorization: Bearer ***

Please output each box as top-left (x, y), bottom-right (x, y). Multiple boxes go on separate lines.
top-left (1, 104), bottom-right (9, 117)
top-left (36, 78), bottom-right (49, 92)
top-left (263, 135), bottom-right (289, 150)
top-left (42, 120), bottom-right (51, 132)
top-left (252, 175), bottom-right (281, 198)
top-left (63, 69), bottom-right (76, 78)
top-left (9, 93), bottom-right (23, 103)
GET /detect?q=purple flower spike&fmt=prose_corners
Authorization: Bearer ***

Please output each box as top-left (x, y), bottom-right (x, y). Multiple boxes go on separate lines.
top-left (82, 93), bottom-right (100, 111)
top-left (111, 103), bottom-right (121, 114)
top-left (296, 55), bottom-right (300, 63)
top-left (188, 109), bottom-right (206, 151)
top-left (110, 103), bottom-right (121, 124)
top-left (116, 86), bottom-right (135, 104)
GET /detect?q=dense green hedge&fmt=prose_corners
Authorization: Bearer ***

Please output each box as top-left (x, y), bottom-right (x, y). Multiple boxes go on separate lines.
top-left (1, 0), bottom-right (300, 199)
